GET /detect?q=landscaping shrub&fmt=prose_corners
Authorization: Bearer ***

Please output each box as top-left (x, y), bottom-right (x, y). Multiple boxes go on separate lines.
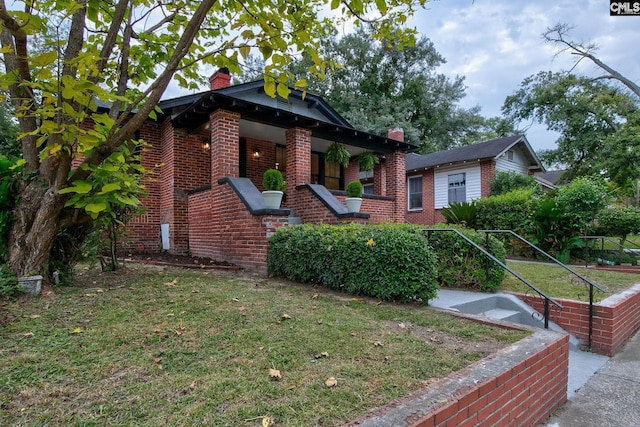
top-left (441, 201), bottom-right (477, 229)
top-left (490, 171), bottom-right (539, 196)
top-left (0, 264), bottom-right (19, 298)
top-left (475, 188), bottom-right (539, 235)
top-left (267, 223), bottom-right (439, 303)
top-left (425, 225), bottom-right (506, 292)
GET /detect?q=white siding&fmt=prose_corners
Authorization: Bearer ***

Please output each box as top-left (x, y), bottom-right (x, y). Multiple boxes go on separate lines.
top-left (434, 164), bottom-right (481, 209)
top-left (495, 147), bottom-right (530, 175)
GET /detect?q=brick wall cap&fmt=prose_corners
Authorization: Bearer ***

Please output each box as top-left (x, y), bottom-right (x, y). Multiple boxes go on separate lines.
top-left (218, 177), bottom-right (291, 216)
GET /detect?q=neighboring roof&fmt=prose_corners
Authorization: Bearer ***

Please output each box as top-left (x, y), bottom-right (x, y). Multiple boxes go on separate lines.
top-left (535, 169), bottom-right (566, 185)
top-left (165, 83), bottom-right (416, 154)
top-left (405, 134), bottom-right (544, 173)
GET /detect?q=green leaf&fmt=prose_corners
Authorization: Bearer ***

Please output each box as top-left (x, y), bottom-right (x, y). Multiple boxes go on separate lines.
top-left (375, 0), bottom-right (388, 15)
top-left (264, 80), bottom-right (276, 98)
top-left (58, 181), bottom-right (92, 194)
top-left (276, 83), bottom-right (291, 99)
top-left (98, 183), bottom-right (121, 194)
top-left (85, 202), bottom-right (108, 214)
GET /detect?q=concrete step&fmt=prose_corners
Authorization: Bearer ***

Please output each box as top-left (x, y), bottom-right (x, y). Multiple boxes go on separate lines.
top-left (482, 308), bottom-right (521, 323)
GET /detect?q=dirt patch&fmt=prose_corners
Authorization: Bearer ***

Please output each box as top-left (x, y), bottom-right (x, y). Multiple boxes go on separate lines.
top-left (123, 252), bottom-right (238, 270)
top-left (383, 321), bottom-right (507, 357)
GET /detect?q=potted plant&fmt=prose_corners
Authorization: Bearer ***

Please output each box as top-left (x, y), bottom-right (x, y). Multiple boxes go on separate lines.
top-left (325, 143), bottom-right (351, 167)
top-left (357, 151), bottom-right (379, 172)
top-left (345, 180), bottom-right (363, 213)
top-left (262, 168), bottom-right (284, 209)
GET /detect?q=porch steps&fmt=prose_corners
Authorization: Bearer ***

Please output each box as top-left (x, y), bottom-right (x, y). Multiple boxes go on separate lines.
top-left (481, 307), bottom-right (521, 323)
top-left (431, 290), bottom-right (582, 351)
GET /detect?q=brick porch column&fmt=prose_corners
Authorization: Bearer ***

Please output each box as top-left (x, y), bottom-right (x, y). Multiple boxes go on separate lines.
top-left (480, 160), bottom-right (496, 197)
top-left (285, 127), bottom-right (311, 186)
top-left (344, 159), bottom-right (360, 186)
top-left (210, 109), bottom-right (240, 180)
top-left (285, 127), bottom-right (311, 214)
top-left (386, 127), bottom-right (406, 223)
top-left (373, 162), bottom-right (386, 195)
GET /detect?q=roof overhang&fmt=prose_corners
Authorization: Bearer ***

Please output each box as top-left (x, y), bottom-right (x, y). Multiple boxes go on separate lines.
top-left (171, 92), bottom-right (416, 154)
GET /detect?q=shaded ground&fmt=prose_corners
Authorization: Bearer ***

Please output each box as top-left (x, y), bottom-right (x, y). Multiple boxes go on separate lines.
top-left (124, 251), bottom-right (238, 269)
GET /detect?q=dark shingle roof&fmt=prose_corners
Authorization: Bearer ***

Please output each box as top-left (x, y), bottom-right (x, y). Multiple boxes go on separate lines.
top-left (405, 134), bottom-right (542, 172)
top-left (535, 169), bottom-right (566, 185)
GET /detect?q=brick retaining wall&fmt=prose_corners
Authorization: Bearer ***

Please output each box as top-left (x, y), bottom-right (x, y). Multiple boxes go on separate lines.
top-left (346, 325), bottom-right (568, 427)
top-left (513, 283), bottom-right (640, 356)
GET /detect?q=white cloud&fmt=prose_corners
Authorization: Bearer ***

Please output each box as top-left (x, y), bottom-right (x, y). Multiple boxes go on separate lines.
top-left (408, 0), bottom-right (640, 152)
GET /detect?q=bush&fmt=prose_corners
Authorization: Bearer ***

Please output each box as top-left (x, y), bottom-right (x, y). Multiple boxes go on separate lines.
top-left (345, 180), bottom-right (363, 198)
top-left (490, 171), bottom-right (539, 196)
top-left (475, 188), bottom-right (539, 234)
top-left (441, 201), bottom-right (477, 229)
top-left (0, 264), bottom-right (19, 298)
top-left (425, 225), bottom-right (506, 292)
top-left (268, 223), bottom-right (439, 303)
top-left (262, 169), bottom-right (284, 191)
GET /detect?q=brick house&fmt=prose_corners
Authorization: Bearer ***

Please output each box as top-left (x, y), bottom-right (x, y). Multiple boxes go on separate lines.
top-left (404, 135), bottom-right (545, 225)
top-left (127, 69), bottom-right (414, 272)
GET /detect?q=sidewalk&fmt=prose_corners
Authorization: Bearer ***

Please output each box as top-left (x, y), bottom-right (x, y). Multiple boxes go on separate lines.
top-left (542, 328), bottom-right (640, 426)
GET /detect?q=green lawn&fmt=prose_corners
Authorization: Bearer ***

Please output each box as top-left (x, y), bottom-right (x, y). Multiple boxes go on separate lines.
top-left (500, 261), bottom-right (640, 301)
top-left (0, 264), bottom-right (527, 427)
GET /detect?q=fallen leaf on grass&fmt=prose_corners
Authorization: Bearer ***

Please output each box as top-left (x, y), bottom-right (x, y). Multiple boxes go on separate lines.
top-left (164, 279), bottom-right (178, 287)
top-left (314, 352), bottom-right (329, 359)
top-left (21, 314), bottom-right (41, 319)
top-left (262, 416), bottom-right (275, 427)
top-left (374, 341), bottom-right (383, 347)
top-left (281, 313), bottom-right (291, 320)
top-left (269, 368), bottom-right (282, 380)
top-left (190, 380), bottom-right (197, 389)
top-left (325, 377), bottom-right (337, 387)
top-left (71, 328), bottom-right (82, 334)
top-left (22, 332), bottom-right (34, 337)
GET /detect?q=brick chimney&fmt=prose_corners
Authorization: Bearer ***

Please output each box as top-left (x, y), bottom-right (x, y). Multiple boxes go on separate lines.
top-left (387, 127), bottom-right (404, 142)
top-left (209, 67), bottom-right (231, 90)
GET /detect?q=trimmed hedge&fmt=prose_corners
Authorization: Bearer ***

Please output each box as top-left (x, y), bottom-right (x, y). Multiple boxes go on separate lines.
top-left (267, 223), bottom-right (439, 303)
top-left (268, 223), bottom-right (507, 300)
top-left (425, 225), bottom-right (506, 292)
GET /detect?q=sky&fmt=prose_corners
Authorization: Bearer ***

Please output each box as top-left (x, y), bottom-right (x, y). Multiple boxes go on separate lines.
top-left (408, 0), bottom-right (640, 152)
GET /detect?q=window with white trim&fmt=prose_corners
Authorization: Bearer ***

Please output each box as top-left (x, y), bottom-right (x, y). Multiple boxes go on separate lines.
top-left (448, 173), bottom-right (466, 204)
top-left (408, 176), bottom-right (422, 210)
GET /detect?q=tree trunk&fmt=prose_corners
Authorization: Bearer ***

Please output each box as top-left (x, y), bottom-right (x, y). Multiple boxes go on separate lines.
top-left (8, 182), bottom-right (65, 279)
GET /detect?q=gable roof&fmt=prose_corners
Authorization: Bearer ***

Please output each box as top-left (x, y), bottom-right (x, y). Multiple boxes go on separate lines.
top-left (405, 134), bottom-right (544, 172)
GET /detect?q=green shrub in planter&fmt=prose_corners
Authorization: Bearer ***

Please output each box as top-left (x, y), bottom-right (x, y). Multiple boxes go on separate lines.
top-left (268, 223), bottom-right (439, 303)
top-left (262, 168), bottom-right (284, 191)
top-left (425, 225), bottom-right (506, 292)
top-left (345, 180), bottom-right (363, 198)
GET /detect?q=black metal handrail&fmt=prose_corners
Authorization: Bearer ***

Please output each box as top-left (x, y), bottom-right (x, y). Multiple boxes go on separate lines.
top-left (423, 228), bottom-right (563, 329)
top-left (480, 229), bottom-right (606, 350)
top-left (580, 235), bottom-right (640, 266)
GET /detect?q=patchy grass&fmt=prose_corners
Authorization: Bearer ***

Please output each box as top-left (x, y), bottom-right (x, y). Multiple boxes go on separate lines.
top-left (500, 261), bottom-right (640, 302)
top-left (0, 264), bottom-right (527, 427)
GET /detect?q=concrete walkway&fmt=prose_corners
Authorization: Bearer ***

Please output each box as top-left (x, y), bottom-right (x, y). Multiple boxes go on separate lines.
top-left (542, 329), bottom-right (640, 426)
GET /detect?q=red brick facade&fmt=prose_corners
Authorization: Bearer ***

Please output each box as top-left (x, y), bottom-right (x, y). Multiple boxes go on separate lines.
top-left (515, 284), bottom-right (640, 356)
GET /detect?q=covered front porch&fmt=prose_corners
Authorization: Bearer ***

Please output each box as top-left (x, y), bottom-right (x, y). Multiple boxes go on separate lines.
top-left (165, 74), bottom-right (413, 271)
